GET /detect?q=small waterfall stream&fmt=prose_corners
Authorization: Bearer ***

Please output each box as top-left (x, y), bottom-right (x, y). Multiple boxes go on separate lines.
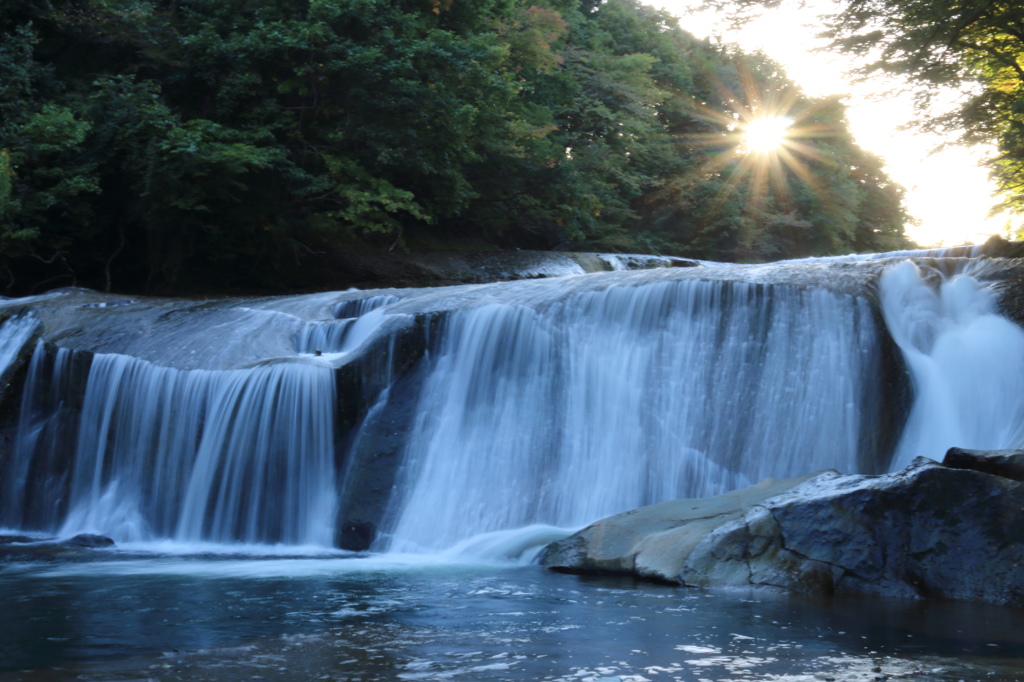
top-left (882, 260), bottom-right (1024, 469)
top-left (4, 346), bottom-right (339, 545)
top-left (0, 313), bottom-right (38, 374)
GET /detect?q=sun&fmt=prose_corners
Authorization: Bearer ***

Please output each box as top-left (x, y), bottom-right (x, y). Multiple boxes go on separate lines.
top-left (676, 64), bottom-right (843, 229)
top-left (742, 116), bottom-right (793, 153)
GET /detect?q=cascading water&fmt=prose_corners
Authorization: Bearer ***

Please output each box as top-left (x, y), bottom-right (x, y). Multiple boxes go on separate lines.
top-left (881, 260), bottom-right (1024, 469)
top-left (7, 257), bottom-right (1024, 682)
top-left (3, 346), bottom-right (339, 546)
top-left (378, 278), bottom-right (885, 553)
top-left (296, 295), bottom-right (401, 354)
top-left (3, 254), bottom-right (1024, 554)
top-left (0, 313), bottom-right (38, 376)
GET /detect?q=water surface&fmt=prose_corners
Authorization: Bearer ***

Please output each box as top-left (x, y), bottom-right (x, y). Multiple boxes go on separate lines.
top-left (2, 550), bottom-right (1023, 681)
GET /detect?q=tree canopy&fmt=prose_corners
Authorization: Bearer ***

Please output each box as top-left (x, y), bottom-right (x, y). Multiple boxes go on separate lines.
top-left (0, 0), bottom-right (912, 294)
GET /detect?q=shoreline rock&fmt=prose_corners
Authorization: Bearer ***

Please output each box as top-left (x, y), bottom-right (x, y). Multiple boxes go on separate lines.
top-left (539, 472), bottom-right (824, 583)
top-left (541, 450), bottom-right (1024, 607)
top-left (0, 533), bottom-right (115, 557)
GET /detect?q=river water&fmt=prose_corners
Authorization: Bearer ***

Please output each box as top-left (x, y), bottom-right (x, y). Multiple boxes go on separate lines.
top-left (2, 548), bottom-right (1024, 681)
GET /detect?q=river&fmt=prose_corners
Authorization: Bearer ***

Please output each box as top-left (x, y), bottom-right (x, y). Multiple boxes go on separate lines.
top-left (3, 548), bottom-right (1024, 681)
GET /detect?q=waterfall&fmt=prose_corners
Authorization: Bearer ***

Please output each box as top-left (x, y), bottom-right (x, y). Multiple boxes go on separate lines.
top-left (882, 260), bottom-right (1024, 469)
top-left (0, 313), bottom-right (38, 376)
top-left (378, 278), bottom-right (885, 553)
top-left (4, 254), bottom-right (1024, 553)
top-left (296, 295), bottom-right (400, 355)
top-left (5, 349), bottom-right (339, 546)
top-left (0, 343), bottom-right (76, 533)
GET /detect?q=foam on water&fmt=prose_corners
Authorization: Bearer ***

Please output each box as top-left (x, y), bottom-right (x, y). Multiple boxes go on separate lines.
top-left (15, 549), bottom-right (536, 580)
top-left (439, 525), bottom-right (578, 565)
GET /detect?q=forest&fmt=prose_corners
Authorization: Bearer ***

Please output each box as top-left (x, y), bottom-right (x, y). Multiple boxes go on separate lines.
top-left (0, 0), bottom-right (916, 294)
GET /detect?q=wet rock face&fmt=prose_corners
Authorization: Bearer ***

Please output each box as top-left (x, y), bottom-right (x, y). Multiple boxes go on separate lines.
top-left (942, 447), bottom-right (1024, 482)
top-left (64, 533), bottom-right (116, 548)
top-left (316, 249), bottom-right (700, 290)
top-left (0, 533), bottom-right (115, 558)
top-left (541, 453), bottom-right (1024, 607)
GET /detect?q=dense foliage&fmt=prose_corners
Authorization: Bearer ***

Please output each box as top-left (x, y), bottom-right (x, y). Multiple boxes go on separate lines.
top-left (0, 0), bottom-right (911, 294)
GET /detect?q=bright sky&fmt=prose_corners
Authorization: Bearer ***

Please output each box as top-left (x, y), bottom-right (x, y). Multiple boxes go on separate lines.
top-left (652, 0), bottom-right (1020, 247)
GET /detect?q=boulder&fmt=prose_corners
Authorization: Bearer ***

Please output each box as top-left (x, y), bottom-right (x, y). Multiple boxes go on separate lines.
top-left (942, 446), bottom-right (1024, 482)
top-left (540, 472), bottom-right (825, 582)
top-left (540, 456), bottom-right (1024, 606)
top-left (981, 234), bottom-right (1024, 259)
top-left (64, 533), bottom-right (116, 548)
top-left (0, 533), bottom-right (115, 557)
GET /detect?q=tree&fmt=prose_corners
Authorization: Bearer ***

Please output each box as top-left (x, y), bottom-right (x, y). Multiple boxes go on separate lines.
top-left (0, 0), bottom-right (913, 294)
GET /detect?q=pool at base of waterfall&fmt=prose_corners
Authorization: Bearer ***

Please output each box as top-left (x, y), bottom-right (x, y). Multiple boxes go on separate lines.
top-left (1, 551), bottom-right (1023, 681)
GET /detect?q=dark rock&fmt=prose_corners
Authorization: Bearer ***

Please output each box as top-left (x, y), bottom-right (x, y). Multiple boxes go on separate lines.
top-left (338, 522), bottom-right (376, 551)
top-left (982, 235), bottom-right (1024, 259)
top-left (64, 533), bottom-right (115, 548)
top-left (334, 354), bottom-right (430, 551)
top-left (942, 447), bottom-right (1024, 482)
top-left (0, 534), bottom-right (40, 545)
top-left (0, 533), bottom-right (115, 557)
top-left (542, 457), bottom-right (1024, 607)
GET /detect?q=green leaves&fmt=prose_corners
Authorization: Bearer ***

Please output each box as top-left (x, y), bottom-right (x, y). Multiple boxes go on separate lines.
top-left (318, 155), bottom-right (431, 238)
top-left (22, 104), bottom-right (92, 153)
top-left (0, 0), bottom-right (912, 293)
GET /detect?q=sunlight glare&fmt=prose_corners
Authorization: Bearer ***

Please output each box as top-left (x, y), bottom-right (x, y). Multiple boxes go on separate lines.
top-left (653, 0), bottom-right (1007, 246)
top-left (743, 116), bottom-right (792, 153)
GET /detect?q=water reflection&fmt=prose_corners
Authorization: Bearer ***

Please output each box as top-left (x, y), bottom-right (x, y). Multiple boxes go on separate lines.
top-left (2, 554), bottom-right (1024, 681)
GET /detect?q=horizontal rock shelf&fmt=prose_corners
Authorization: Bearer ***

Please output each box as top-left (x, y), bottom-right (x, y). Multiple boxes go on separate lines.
top-left (541, 449), bottom-right (1024, 606)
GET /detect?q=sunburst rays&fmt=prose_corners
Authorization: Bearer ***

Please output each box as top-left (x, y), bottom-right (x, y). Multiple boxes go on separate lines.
top-left (679, 65), bottom-right (842, 219)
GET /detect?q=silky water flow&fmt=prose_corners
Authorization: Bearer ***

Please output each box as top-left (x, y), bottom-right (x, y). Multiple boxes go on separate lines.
top-left (2, 259), bottom-right (1022, 550)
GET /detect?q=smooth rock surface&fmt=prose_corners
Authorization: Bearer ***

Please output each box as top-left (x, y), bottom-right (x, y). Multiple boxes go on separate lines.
top-left (0, 533), bottom-right (116, 557)
top-left (64, 533), bottom-right (116, 548)
top-left (539, 472), bottom-right (826, 582)
top-left (541, 457), bottom-right (1024, 606)
top-left (942, 446), bottom-right (1024, 482)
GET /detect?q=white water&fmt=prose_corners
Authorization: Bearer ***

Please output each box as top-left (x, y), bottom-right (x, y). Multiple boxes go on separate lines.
top-left (0, 314), bottom-right (41, 521)
top-left (296, 295), bottom-right (400, 355)
top-left (0, 344), bottom-right (76, 531)
top-left (882, 261), bottom-right (1024, 468)
top-left (379, 278), bottom-right (882, 552)
top-left (5, 348), bottom-right (338, 545)
top-left (775, 244), bottom-right (985, 265)
top-left (0, 313), bottom-right (37, 375)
